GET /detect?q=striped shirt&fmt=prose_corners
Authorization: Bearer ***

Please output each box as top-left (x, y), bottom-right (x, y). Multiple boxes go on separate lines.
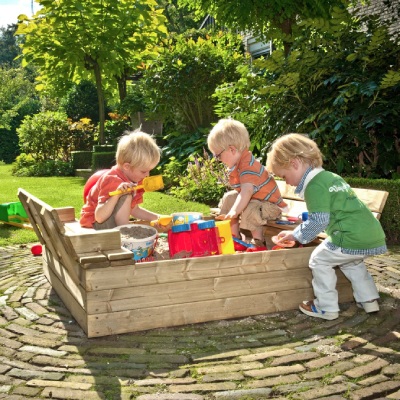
top-left (229, 150), bottom-right (287, 208)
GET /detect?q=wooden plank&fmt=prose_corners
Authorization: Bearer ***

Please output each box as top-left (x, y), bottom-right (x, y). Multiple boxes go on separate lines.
top-left (42, 255), bottom-right (88, 336)
top-left (64, 221), bottom-right (97, 234)
top-left (276, 180), bottom-right (301, 201)
top-left (78, 252), bottom-right (108, 264)
top-left (81, 247), bottom-right (316, 291)
top-left (18, 189), bottom-right (47, 245)
top-left (67, 230), bottom-right (122, 253)
top-left (18, 189), bottom-right (81, 284)
top-left (86, 283), bottom-right (354, 337)
top-left (44, 208), bottom-right (81, 283)
top-left (276, 181), bottom-right (388, 217)
top-left (110, 259), bottom-right (136, 267)
top-left (86, 271), bottom-right (312, 314)
top-left (0, 220), bottom-right (33, 230)
top-left (85, 267), bottom-right (351, 315)
top-left (281, 199), bottom-right (308, 218)
top-left (55, 207), bottom-right (76, 222)
top-left (352, 188), bottom-right (388, 216)
top-left (17, 187), bottom-right (384, 338)
top-left (42, 247), bottom-right (86, 308)
top-left (80, 261), bottom-right (111, 269)
top-left (103, 248), bottom-right (133, 261)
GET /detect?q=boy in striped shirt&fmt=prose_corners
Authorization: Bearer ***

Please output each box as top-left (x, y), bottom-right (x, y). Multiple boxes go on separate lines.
top-left (208, 118), bottom-right (287, 247)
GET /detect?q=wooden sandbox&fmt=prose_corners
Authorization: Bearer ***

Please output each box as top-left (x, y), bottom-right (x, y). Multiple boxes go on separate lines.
top-left (17, 185), bottom-right (388, 338)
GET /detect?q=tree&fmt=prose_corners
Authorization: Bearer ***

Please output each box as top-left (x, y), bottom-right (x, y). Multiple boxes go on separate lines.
top-left (0, 68), bottom-right (38, 131)
top-left (16, 0), bottom-right (167, 144)
top-left (177, 0), bottom-right (357, 56)
top-left (160, 0), bottom-right (200, 34)
top-left (0, 24), bottom-right (21, 68)
top-left (213, 7), bottom-right (400, 178)
top-left (0, 67), bottom-right (40, 163)
top-left (60, 80), bottom-right (102, 124)
top-left (140, 31), bottom-right (245, 132)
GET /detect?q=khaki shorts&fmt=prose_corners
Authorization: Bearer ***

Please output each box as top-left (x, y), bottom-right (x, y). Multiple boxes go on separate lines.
top-left (93, 194), bottom-right (129, 230)
top-left (218, 190), bottom-right (282, 232)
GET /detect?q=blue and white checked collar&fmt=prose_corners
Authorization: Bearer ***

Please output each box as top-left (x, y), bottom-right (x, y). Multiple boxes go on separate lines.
top-left (295, 166), bottom-right (313, 194)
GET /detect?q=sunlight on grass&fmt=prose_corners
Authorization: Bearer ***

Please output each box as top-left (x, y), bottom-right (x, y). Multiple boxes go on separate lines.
top-left (0, 165), bottom-right (210, 246)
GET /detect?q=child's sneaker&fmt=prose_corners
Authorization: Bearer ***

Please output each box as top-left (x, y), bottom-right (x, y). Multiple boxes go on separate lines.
top-left (357, 300), bottom-right (379, 313)
top-left (299, 300), bottom-right (339, 320)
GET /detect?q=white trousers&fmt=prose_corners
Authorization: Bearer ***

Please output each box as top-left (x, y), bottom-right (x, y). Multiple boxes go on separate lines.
top-left (310, 243), bottom-right (379, 312)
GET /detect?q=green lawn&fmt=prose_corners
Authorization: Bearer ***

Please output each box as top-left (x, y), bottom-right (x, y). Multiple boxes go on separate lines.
top-left (0, 164), bottom-right (210, 246)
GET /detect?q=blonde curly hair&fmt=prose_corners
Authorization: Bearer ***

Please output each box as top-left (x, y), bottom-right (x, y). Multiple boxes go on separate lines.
top-left (116, 130), bottom-right (161, 169)
top-left (207, 118), bottom-right (251, 154)
top-left (266, 133), bottom-right (323, 174)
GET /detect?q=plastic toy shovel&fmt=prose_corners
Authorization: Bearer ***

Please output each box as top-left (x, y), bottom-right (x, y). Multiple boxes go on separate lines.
top-left (109, 175), bottom-right (164, 196)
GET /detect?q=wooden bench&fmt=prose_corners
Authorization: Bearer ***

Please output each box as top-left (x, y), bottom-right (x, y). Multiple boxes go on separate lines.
top-left (18, 186), bottom-right (387, 338)
top-left (263, 181), bottom-right (389, 241)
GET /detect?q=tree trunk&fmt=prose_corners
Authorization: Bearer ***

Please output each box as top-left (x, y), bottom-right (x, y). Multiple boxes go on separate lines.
top-left (93, 62), bottom-right (106, 145)
top-left (84, 54), bottom-right (106, 144)
top-left (280, 18), bottom-right (293, 57)
top-left (117, 73), bottom-right (127, 102)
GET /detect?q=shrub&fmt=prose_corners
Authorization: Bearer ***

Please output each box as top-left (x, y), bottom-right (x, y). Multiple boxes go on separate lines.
top-left (17, 111), bottom-right (97, 169)
top-left (103, 113), bottom-right (132, 146)
top-left (17, 111), bottom-right (70, 162)
top-left (214, 7), bottom-right (400, 178)
top-left (169, 151), bottom-right (229, 206)
top-left (92, 151), bottom-right (115, 170)
top-left (67, 118), bottom-right (97, 151)
top-left (60, 80), bottom-right (101, 124)
top-left (345, 177), bottom-right (400, 245)
top-left (140, 30), bottom-right (246, 132)
top-left (0, 67), bottom-right (40, 163)
top-left (12, 155), bottom-right (73, 177)
top-left (71, 151), bottom-right (93, 169)
top-left (161, 128), bottom-right (209, 166)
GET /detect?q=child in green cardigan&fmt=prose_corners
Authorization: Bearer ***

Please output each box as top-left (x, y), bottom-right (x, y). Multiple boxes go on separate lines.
top-left (266, 133), bottom-right (387, 320)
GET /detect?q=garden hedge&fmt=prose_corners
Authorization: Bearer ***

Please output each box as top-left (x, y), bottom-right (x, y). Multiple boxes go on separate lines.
top-left (345, 177), bottom-right (400, 245)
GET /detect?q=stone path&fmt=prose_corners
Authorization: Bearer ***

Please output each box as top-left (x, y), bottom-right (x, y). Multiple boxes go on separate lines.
top-left (1, 244), bottom-right (400, 400)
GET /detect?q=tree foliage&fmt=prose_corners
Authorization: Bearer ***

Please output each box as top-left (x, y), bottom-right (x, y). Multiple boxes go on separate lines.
top-left (139, 30), bottom-right (246, 131)
top-left (16, 0), bottom-right (167, 144)
top-left (16, 111), bottom-right (96, 163)
top-left (0, 24), bottom-right (21, 68)
top-left (214, 7), bottom-right (400, 178)
top-left (60, 80), bottom-right (103, 124)
top-left (0, 68), bottom-right (38, 131)
top-left (178, 0), bottom-right (357, 55)
top-left (160, 0), bottom-right (200, 34)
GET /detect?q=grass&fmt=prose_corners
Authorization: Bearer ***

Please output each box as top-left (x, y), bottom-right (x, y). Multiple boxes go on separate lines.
top-left (0, 164), bottom-right (210, 246)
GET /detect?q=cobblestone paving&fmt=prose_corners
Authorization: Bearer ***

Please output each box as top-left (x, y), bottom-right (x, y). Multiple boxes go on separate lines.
top-left (1, 245), bottom-right (400, 400)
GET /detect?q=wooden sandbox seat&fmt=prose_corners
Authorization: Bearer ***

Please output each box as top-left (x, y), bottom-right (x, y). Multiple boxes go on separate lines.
top-left (264, 180), bottom-right (389, 238)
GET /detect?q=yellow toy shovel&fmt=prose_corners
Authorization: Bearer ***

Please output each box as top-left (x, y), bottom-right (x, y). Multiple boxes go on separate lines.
top-left (109, 175), bottom-right (164, 196)
top-left (150, 215), bottom-right (173, 227)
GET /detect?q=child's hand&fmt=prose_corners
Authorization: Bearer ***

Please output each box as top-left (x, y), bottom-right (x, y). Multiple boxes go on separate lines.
top-left (109, 182), bottom-right (137, 197)
top-left (150, 215), bottom-right (173, 232)
top-left (119, 182), bottom-right (136, 194)
top-left (275, 231), bottom-right (295, 244)
top-left (157, 222), bottom-right (173, 233)
top-left (225, 210), bottom-right (238, 220)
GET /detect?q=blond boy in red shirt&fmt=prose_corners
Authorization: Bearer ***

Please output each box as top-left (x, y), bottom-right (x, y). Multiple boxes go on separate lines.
top-left (80, 130), bottom-right (162, 230)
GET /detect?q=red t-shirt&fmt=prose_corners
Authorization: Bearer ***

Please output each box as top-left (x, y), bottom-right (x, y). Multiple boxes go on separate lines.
top-left (80, 166), bottom-right (143, 228)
